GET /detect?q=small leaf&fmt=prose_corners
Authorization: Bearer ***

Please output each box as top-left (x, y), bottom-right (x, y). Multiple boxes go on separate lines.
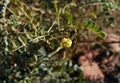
top-left (12, 40), bottom-right (20, 48)
top-left (18, 36), bottom-right (26, 45)
top-left (102, 4), bottom-right (109, 11)
top-left (65, 11), bottom-right (73, 24)
top-left (87, 22), bottom-right (102, 32)
top-left (54, 71), bottom-right (62, 77)
top-left (0, 24), bottom-right (3, 31)
top-left (26, 32), bottom-right (33, 40)
top-left (90, 12), bottom-right (97, 19)
top-left (97, 32), bottom-right (106, 38)
top-left (93, 25), bottom-right (102, 32)
top-left (34, 54), bottom-right (38, 61)
top-left (7, 45), bottom-right (14, 51)
top-left (87, 22), bottom-right (95, 29)
top-left (3, 36), bottom-right (8, 46)
top-left (81, 21), bottom-right (88, 28)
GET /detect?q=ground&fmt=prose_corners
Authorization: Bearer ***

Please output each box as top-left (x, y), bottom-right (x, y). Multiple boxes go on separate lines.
top-left (72, 28), bottom-right (120, 83)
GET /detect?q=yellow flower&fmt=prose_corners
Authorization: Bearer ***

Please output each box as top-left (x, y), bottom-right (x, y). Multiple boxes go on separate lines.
top-left (60, 38), bottom-right (72, 48)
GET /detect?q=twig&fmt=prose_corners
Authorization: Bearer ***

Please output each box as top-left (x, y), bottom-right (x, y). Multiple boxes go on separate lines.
top-left (79, 2), bottom-right (107, 9)
top-left (78, 40), bottom-right (120, 44)
top-left (48, 47), bottom-right (63, 57)
top-left (47, 21), bottom-right (57, 33)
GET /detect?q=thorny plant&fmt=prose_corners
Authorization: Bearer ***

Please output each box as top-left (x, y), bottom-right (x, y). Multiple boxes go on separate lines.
top-left (0, 0), bottom-right (120, 82)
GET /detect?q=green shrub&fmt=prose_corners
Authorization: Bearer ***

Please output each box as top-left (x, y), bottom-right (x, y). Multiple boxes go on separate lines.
top-left (0, 0), bottom-right (119, 82)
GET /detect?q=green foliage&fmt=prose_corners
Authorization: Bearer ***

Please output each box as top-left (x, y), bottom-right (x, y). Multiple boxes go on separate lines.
top-left (0, 0), bottom-right (119, 82)
top-left (81, 20), bottom-right (105, 38)
top-left (97, 32), bottom-right (106, 38)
